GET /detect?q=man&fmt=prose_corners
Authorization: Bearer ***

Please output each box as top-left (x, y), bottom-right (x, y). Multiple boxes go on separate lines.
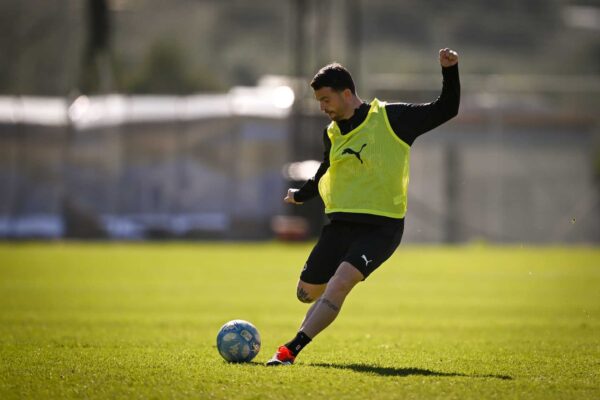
top-left (266, 48), bottom-right (460, 366)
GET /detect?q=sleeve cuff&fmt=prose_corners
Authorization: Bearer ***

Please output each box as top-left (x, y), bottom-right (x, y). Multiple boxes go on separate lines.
top-left (442, 64), bottom-right (459, 74)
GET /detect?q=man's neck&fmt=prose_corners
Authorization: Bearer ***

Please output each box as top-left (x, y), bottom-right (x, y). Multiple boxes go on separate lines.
top-left (341, 96), bottom-right (364, 120)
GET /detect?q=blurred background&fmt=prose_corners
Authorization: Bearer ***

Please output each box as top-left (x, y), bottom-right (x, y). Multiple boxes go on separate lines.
top-left (0, 0), bottom-right (598, 243)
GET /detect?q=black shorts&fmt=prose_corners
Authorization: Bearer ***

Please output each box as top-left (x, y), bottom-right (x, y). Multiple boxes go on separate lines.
top-left (300, 219), bottom-right (404, 284)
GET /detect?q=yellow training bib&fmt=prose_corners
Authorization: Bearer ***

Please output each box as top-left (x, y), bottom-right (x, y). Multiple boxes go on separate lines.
top-left (318, 98), bottom-right (410, 219)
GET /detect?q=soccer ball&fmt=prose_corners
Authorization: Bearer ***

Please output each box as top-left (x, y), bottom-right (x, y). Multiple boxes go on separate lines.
top-left (216, 319), bottom-right (261, 363)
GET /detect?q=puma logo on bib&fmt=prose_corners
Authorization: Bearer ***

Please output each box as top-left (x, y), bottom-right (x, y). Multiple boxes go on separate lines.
top-left (342, 143), bottom-right (367, 164)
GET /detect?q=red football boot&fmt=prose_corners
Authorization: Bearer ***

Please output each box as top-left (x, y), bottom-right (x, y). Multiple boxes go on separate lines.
top-left (265, 345), bottom-right (296, 366)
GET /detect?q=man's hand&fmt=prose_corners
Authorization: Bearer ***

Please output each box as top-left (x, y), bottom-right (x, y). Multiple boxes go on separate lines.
top-left (439, 48), bottom-right (458, 67)
top-left (284, 188), bottom-right (303, 205)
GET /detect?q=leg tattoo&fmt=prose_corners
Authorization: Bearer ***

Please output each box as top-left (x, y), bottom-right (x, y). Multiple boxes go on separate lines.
top-left (296, 286), bottom-right (313, 303)
top-left (318, 297), bottom-right (340, 312)
top-left (301, 296), bottom-right (342, 338)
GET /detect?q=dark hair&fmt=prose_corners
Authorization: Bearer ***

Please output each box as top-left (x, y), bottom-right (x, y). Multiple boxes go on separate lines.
top-left (310, 63), bottom-right (356, 94)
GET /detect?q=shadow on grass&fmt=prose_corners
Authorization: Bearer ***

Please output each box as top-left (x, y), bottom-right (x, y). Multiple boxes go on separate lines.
top-left (310, 363), bottom-right (512, 380)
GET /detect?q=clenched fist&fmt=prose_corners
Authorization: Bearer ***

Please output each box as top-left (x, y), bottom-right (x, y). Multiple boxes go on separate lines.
top-left (439, 48), bottom-right (458, 67)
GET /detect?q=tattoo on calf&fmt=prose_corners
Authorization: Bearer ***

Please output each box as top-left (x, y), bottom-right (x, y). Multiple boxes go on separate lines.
top-left (319, 297), bottom-right (340, 312)
top-left (297, 286), bottom-right (313, 303)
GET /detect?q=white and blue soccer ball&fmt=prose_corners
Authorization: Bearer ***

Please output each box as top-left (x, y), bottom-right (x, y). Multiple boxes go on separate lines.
top-left (216, 319), bottom-right (261, 363)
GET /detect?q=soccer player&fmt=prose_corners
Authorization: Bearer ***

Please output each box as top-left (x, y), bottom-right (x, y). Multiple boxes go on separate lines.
top-left (266, 48), bottom-right (460, 365)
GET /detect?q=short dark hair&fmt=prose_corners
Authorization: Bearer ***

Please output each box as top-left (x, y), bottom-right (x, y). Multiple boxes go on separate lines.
top-left (310, 63), bottom-right (356, 94)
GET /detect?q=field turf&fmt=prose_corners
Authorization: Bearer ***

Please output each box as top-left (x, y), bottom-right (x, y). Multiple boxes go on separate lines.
top-left (0, 243), bottom-right (599, 399)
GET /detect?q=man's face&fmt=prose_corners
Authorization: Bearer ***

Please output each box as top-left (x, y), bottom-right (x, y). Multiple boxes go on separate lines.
top-left (314, 87), bottom-right (350, 121)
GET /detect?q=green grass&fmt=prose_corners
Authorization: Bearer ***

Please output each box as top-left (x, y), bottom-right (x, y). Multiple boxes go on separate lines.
top-left (0, 243), bottom-right (599, 399)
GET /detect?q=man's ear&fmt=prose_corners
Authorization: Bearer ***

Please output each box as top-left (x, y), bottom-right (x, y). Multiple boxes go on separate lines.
top-left (343, 88), bottom-right (353, 100)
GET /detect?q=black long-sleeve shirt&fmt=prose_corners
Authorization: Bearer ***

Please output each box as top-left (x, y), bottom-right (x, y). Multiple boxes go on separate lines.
top-left (295, 64), bottom-right (460, 225)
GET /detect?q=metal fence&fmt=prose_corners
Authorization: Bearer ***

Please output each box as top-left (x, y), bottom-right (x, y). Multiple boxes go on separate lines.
top-left (0, 82), bottom-right (292, 239)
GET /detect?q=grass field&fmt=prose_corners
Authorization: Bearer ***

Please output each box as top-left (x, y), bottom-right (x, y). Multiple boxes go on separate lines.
top-left (0, 243), bottom-right (599, 399)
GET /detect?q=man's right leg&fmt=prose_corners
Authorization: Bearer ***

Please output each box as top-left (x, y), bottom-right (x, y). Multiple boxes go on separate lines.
top-left (296, 280), bottom-right (326, 304)
top-left (299, 262), bottom-right (364, 338)
top-left (265, 281), bottom-right (324, 366)
top-left (266, 222), bottom-right (346, 366)
top-left (296, 280), bottom-right (326, 323)
top-left (267, 263), bottom-right (364, 366)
